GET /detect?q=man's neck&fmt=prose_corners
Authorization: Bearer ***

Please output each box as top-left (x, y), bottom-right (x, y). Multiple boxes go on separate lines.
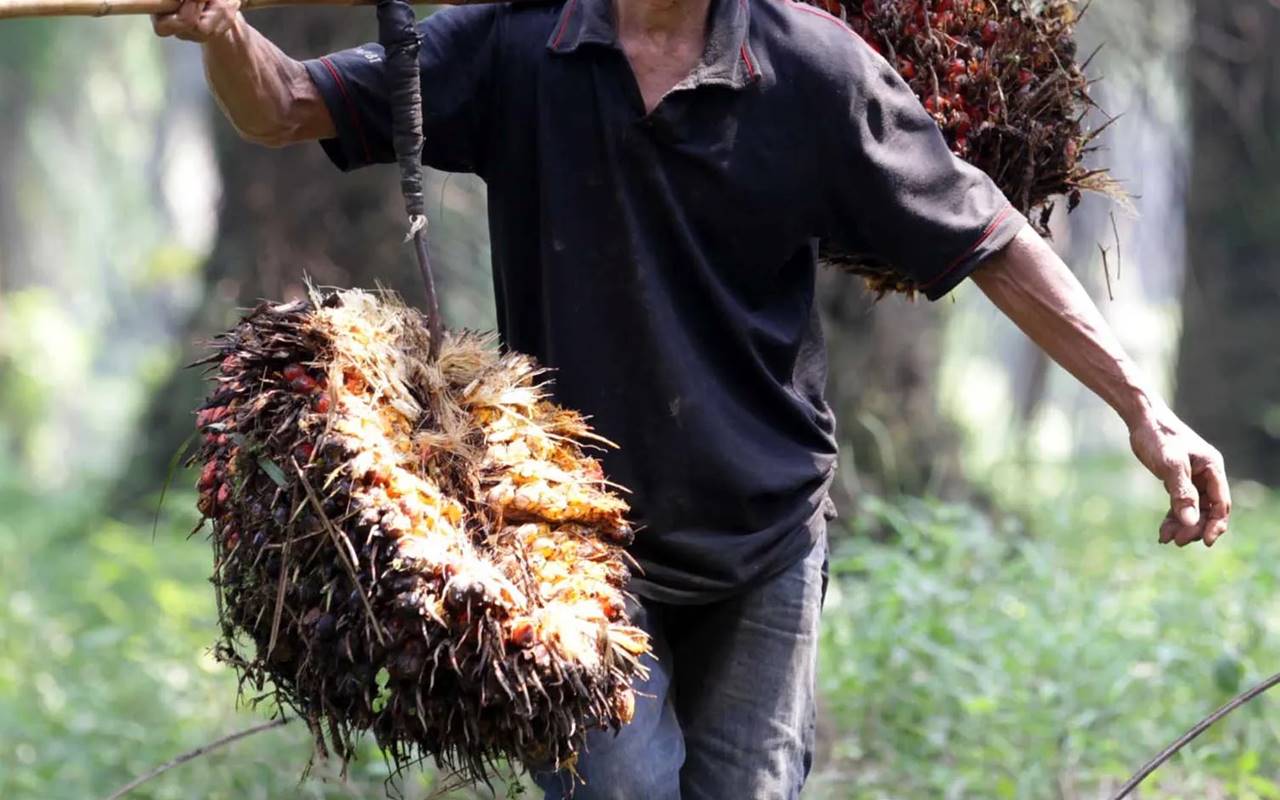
top-left (615, 0), bottom-right (713, 40)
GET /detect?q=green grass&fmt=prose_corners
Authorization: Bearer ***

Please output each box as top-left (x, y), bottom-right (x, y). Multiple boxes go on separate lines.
top-left (1, 459), bottom-right (1277, 799)
top-left (812, 458), bottom-right (1280, 799)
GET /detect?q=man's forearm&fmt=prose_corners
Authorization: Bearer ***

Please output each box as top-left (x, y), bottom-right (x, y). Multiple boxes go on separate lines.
top-left (202, 14), bottom-right (335, 146)
top-left (971, 224), bottom-right (1161, 428)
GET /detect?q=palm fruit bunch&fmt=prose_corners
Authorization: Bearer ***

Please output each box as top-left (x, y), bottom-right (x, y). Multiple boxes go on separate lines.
top-left (804, 0), bottom-right (1119, 295)
top-left (191, 288), bottom-right (649, 783)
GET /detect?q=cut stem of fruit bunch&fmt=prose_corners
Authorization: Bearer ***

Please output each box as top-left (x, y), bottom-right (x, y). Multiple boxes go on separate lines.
top-left (191, 288), bottom-right (650, 783)
top-left (805, 0), bottom-right (1121, 296)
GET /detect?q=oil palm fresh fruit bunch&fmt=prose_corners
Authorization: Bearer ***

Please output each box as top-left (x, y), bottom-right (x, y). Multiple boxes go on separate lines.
top-left (191, 288), bottom-right (649, 783)
top-left (805, 0), bottom-right (1121, 296)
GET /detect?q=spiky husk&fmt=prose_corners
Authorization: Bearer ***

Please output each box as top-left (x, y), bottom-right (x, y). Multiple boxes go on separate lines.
top-left (805, 0), bottom-right (1121, 296)
top-left (191, 289), bottom-right (650, 783)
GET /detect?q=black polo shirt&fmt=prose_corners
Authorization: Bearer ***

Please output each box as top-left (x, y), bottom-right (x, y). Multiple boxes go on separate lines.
top-left (304, 0), bottom-right (1024, 604)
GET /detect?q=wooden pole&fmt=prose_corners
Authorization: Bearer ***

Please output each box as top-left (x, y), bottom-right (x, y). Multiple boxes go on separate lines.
top-left (0, 0), bottom-right (341, 17)
top-left (0, 0), bottom-right (524, 19)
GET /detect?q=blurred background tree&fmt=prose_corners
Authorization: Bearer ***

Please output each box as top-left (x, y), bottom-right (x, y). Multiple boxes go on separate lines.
top-left (1176, 0), bottom-right (1280, 486)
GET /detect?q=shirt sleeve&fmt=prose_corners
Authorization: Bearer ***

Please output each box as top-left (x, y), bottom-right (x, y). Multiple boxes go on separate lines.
top-left (303, 5), bottom-right (500, 176)
top-left (821, 34), bottom-right (1026, 301)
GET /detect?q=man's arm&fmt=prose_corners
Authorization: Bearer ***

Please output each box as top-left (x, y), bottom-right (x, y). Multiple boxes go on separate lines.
top-left (973, 224), bottom-right (1232, 548)
top-left (153, 0), bottom-right (335, 146)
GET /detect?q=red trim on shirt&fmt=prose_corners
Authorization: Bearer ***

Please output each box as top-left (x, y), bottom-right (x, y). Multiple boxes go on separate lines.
top-left (740, 44), bottom-right (758, 80)
top-left (320, 57), bottom-right (374, 165)
top-left (738, 0), bottom-right (758, 80)
top-left (552, 0), bottom-right (579, 48)
top-left (921, 204), bottom-right (1016, 293)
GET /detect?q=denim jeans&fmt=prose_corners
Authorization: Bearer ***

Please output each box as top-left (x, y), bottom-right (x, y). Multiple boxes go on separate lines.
top-left (534, 533), bottom-right (828, 800)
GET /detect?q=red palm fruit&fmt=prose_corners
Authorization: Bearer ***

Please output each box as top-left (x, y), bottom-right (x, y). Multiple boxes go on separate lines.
top-left (343, 370), bottom-right (367, 394)
top-left (290, 374), bottom-right (319, 394)
top-left (899, 59), bottom-right (918, 80)
top-left (282, 363), bottom-right (306, 382)
top-left (216, 483), bottom-right (232, 509)
top-left (196, 405), bottom-right (229, 428)
top-left (600, 594), bottom-right (623, 620)
top-left (199, 460), bottom-right (220, 491)
top-left (314, 394), bottom-right (332, 414)
top-left (981, 19), bottom-right (1000, 46)
top-left (509, 617), bottom-right (536, 647)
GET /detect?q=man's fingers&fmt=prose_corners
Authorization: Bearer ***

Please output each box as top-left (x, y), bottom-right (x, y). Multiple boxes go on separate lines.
top-left (1174, 521), bottom-right (1205, 548)
top-left (196, 9), bottom-right (221, 37)
top-left (1203, 517), bottom-right (1229, 548)
top-left (1162, 457), bottom-right (1200, 527)
top-left (1192, 452), bottom-right (1230, 548)
top-left (152, 13), bottom-right (184, 37)
top-left (177, 0), bottom-right (203, 27)
top-left (1159, 512), bottom-right (1180, 545)
top-left (1196, 458), bottom-right (1232, 519)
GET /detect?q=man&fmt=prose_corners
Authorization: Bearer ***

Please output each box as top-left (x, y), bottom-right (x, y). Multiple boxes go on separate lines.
top-left (155, 1), bottom-right (1232, 797)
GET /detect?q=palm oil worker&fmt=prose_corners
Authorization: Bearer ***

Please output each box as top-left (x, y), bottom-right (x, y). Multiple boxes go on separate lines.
top-left (154, 1), bottom-right (1232, 797)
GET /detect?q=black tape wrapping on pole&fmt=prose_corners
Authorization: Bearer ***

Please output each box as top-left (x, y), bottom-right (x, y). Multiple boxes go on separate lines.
top-left (377, 0), bottom-right (442, 361)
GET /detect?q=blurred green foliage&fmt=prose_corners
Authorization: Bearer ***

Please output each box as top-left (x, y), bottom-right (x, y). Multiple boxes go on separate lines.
top-left (811, 462), bottom-right (1280, 800)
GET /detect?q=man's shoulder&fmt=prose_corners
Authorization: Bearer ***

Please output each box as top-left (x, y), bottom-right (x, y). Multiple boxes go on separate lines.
top-left (751, 0), bottom-right (884, 90)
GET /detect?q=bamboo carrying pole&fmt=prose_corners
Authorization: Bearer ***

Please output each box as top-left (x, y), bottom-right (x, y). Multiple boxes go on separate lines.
top-left (0, 0), bottom-right (525, 19)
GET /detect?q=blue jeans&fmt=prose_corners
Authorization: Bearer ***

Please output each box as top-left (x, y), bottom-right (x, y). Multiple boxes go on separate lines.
top-left (535, 533), bottom-right (828, 800)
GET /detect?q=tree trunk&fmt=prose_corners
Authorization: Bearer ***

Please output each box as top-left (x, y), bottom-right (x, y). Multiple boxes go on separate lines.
top-left (818, 272), bottom-right (965, 509)
top-left (1176, 0), bottom-right (1280, 485)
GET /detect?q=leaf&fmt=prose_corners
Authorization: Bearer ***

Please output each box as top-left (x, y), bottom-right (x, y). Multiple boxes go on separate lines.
top-left (1214, 655), bottom-right (1244, 695)
top-left (373, 668), bottom-right (392, 713)
top-left (257, 457), bottom-right (288, 488)
top-left (152, 433), bottom-right (196, 543)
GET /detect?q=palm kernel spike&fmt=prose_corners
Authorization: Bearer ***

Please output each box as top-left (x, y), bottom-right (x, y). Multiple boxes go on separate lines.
top-left (190, 288), bottom-right (651, 785)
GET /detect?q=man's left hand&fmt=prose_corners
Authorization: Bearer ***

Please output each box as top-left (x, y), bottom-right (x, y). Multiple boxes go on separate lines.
top-left (1128, 408), bottom-right (1232, 548)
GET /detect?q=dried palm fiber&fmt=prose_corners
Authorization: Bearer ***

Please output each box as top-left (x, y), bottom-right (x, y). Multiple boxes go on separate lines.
top-left (191, 288), bottom-right (649, 783)
top-left (803, 0), bottom-right (1123, 296)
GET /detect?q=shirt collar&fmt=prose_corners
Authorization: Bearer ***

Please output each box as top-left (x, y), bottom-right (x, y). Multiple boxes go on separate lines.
top-left (548, 0), bottom-right (763, 90)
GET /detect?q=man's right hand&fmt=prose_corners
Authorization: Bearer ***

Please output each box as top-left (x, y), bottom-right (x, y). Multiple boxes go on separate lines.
top-left (152, 0), bottom-right (243, 43)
